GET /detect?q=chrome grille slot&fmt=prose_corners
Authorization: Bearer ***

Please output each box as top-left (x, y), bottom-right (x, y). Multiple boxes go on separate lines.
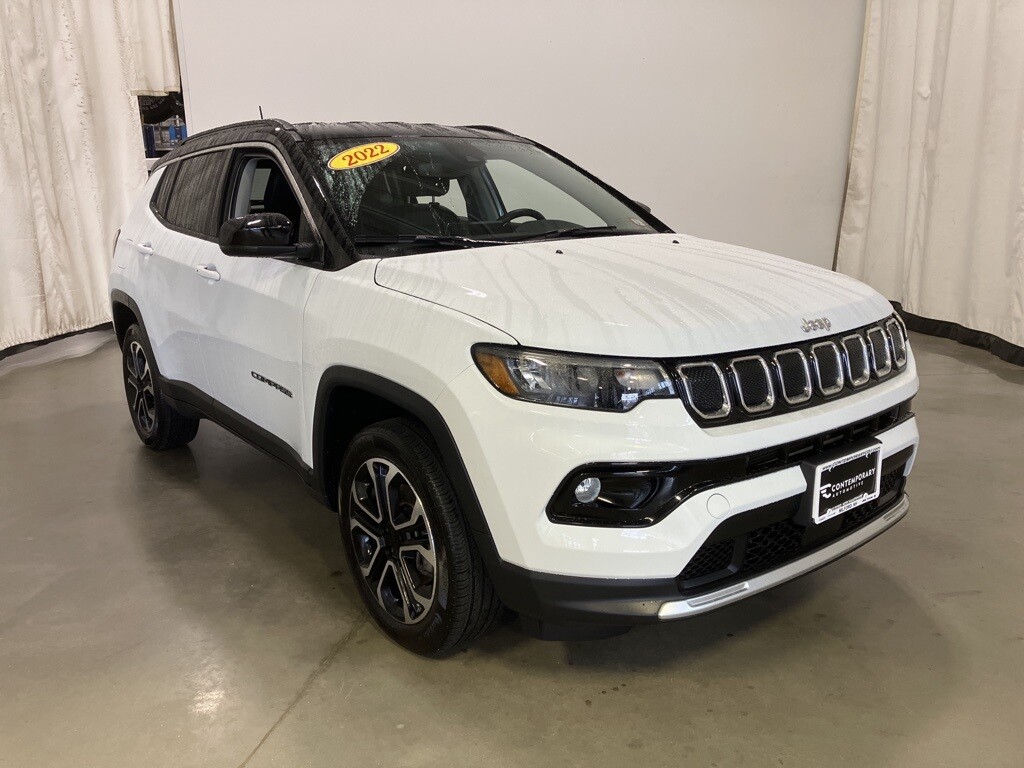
top-left (841, 333), bottom-right (870, 387)
top-left (886, 318), bottom-right (908, 368)
top-left (810, 341), bottom-right (844, 396)
top-left (772, 348), bottom-right (812, 405)
top-left (676, 362), bottom-right (731, 420)
top-left (669, 314), bottom-right (909, 425)
top-left (867, 326), bottom-right (892, 377)
top-left (729, 355), bottom-right (774, 413)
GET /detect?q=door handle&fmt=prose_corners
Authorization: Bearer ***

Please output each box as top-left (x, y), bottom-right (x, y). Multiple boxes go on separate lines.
top-left (135, 241), bottom-right (154, 255)
top-left (195, 264), bottom-right (221, 281)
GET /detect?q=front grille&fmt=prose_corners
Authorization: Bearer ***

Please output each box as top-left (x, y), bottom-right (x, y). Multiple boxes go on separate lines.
top-left (811, 342), bottom-right (844, 395)
top-left (730, 356), bottom-right (773, 412)
top-left (677, 362), bottom-right (731, 419)
top-left (885, 318), bottom-right (908, 367)
top-left (867, 327), bottom-right (892, 376)
top-left (773, 349), bottom-right (812, 404)
top-left (677, 457), bottom-right (910, 595)
top-left (672, 314), bottom-right (910, 425)
top-left (841, 334), bottom-right (870, 386)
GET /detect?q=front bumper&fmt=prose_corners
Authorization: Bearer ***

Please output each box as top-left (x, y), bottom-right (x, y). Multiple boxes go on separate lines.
top-left (487, 492), bottom-right (909, 629)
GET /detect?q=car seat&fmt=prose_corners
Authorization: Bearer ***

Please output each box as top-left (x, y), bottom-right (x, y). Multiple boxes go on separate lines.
top-left (356, 165), bottom-right (461, 237)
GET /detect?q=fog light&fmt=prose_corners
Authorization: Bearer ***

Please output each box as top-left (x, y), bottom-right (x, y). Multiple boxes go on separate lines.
top-left (574, 477), bottom-right (602, 504)
top-left (549, 465), bottom-right (698, 527)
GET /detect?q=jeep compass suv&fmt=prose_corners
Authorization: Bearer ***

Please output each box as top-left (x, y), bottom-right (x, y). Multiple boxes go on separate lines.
top-left (110, 120), bottom-right (920, 655)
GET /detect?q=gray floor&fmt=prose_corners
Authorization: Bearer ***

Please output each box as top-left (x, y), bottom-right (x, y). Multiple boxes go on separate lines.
top-left (1, 330), bottom-right (1022, 767)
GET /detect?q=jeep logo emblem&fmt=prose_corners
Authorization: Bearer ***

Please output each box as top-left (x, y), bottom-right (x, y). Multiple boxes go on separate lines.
top-left (801, 317), bottom-right (832, 333)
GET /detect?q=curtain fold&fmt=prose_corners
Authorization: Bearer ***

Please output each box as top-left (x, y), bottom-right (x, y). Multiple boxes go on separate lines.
top-left (836, 0), bottom-right (1024, 359)
top-left (0, 0), bottom-right (178, 351)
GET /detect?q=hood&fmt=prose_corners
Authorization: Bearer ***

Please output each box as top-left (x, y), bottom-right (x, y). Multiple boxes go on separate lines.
top-left (373, 233), bottom-right (893, 357)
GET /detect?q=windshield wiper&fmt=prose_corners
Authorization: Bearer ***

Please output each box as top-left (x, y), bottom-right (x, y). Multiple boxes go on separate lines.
top-left (354, 234), bottom-right (506, 248)
top-left (509, 225), bottom-right (619, 242)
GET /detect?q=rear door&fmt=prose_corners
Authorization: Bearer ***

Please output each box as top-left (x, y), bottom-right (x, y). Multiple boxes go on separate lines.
top-left (194, 147), bottom-right (323, 457)
top-left (130, 152), bottom-right (228, 390)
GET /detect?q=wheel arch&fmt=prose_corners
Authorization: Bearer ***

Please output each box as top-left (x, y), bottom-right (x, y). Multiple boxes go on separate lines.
top-left (312, 367), bottom-right (494, 544)
top-left (110, 290), bottom-right (146, 349)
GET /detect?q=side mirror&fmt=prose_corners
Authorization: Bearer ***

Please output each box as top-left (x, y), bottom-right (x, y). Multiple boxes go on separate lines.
top-left (218, 213), bottom-right (312, 257)
top-left (633, 200), bottom-right (652, 213)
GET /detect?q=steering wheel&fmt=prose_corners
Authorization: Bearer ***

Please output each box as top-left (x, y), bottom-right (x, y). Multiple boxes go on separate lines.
top-left (496, 208), bottom-right (545, 225)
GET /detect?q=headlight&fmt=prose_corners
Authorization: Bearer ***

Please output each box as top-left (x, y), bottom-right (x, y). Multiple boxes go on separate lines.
top-left (472, 345), bottom-right (676, 412)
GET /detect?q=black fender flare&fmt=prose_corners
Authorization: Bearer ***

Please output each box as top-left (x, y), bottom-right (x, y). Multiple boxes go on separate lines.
top-left (312, 366), bottom-right (494, 538)
top-left (109, 289), bottom-right (147, 347)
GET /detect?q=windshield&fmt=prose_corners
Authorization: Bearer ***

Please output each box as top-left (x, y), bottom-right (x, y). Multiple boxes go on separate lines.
top-left (305, 137), bottom-right (660, 253)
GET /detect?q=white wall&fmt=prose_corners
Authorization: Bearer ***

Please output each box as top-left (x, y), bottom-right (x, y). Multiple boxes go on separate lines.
top-left (174, 0), bottom-right (865, 269)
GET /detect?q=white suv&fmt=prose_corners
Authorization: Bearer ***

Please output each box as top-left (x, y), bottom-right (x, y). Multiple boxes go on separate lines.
top-left (110, 120), bottom-right (920, 655)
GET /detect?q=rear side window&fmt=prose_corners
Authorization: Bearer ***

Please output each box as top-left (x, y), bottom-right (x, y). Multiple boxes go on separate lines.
top-left (151, 163), bottom-right (178, 218)
top-left (163, 151), bottom-right (229, 238)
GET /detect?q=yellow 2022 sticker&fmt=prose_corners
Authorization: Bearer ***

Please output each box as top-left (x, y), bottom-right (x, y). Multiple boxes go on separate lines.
top-left (328, 142), bottom-right (400, 171)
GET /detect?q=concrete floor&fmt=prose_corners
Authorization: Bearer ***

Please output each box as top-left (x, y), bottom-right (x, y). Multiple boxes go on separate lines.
top-left (1, 330), bottom-right (1022, 767)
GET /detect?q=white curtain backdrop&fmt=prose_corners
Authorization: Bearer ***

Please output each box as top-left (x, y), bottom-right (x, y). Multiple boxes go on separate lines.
top-left (0, 0), bottom-right (179, 351)
top-left (836, 0), bottom-right (1024, 354)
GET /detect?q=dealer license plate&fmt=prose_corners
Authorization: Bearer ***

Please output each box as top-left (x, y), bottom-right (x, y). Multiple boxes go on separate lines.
top-left (810, 444), bottom-right (883, 524)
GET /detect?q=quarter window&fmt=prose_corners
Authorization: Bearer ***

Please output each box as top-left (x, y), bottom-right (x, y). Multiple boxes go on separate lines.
top-left (151, 163), bottom-right (178, 218)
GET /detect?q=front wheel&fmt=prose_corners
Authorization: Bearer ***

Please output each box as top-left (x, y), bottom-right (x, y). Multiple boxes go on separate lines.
top-left (338, 419), bottom-right (502, 656)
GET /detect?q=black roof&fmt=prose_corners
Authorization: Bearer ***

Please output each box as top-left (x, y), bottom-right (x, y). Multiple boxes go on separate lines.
top-left (153, 119), bottom-right (529, 172)
top-left (290, 121), bottom-right (525, 142)
top-left (181, 118), bottom-right (523, 149)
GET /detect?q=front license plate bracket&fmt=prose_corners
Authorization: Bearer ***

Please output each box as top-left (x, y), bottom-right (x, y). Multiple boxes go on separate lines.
top-left (799, 439), bottom-right (883, 526)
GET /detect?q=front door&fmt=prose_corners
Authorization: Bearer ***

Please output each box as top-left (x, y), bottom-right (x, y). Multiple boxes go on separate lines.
top-left (194, 150), bottom-right (323, 461)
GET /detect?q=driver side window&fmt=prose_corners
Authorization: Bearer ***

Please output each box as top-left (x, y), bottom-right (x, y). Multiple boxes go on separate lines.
top-left (227, 155), bottom-right (306, 243)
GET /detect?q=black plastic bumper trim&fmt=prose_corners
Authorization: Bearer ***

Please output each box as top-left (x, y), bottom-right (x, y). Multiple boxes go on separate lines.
top-left (487, 489), bottom-right (909, 627)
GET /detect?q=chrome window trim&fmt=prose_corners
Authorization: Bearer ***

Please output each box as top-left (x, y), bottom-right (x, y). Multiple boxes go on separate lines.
top-left (840, 333), bottom-right (871, 387)
top-left (867, 326), bottom-right (893, 377)
top-left (676, 362), bottom-right (732, 420)
top-left (729, 355), bottom-right (775, 414)
top-left (156, 141), bottom-right (322, 249)
top-left (771, 348), bottom-right (812, 405)
top-left (885, 318), bottom-right (908, 368)
top-left (810, 341), bottom-right (845, 396)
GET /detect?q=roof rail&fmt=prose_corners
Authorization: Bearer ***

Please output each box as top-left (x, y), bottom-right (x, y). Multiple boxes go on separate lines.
top-left (179, 117), bottom-right (296, 146)
top-left (459, 124), bottom-right (520, 137)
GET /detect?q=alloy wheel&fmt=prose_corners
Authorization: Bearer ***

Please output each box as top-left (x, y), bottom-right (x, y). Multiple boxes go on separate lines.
top-left (348, 458), bottom-right (437, 625)
top-left (125, 340), bottom-right (157, 434)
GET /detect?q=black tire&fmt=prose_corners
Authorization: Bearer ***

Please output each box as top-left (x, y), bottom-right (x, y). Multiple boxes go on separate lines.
top-left (338, 419), bottom-right (502, 656)
top-left (121, 324), bottom-right (199, 450)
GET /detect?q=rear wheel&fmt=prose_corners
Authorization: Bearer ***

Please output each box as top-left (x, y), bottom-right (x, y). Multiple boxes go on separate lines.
top-left (121, 324), bottom-right (199, 450)
top-left (339, 419), bottom-right (502, 656)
